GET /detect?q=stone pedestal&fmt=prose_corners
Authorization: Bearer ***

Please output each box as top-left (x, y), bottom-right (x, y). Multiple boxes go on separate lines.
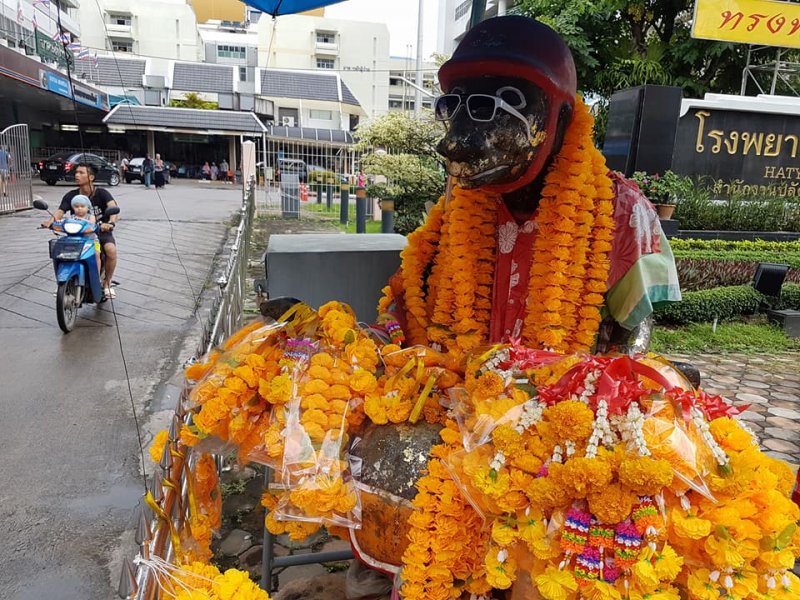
top-left (265, 234), bottom-right (407, 323)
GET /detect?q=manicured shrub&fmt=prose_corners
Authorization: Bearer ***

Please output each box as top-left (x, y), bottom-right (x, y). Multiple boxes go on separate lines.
top-left (779, 282), bottom-right (800, 310)
top-left (672, 185), bottom-right (800, 231)
top-left (654, 285), bottom-right (764, 324)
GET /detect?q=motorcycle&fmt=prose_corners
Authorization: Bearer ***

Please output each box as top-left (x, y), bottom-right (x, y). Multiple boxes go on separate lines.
top-left (34, 199), bottom-right (120, 333)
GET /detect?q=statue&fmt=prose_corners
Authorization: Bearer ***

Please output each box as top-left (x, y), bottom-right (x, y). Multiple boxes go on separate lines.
top-left (379, 16), bottom-right (680, 360)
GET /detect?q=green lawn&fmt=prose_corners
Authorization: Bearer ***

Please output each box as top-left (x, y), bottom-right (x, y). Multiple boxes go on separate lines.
top-left (651, 317), bottom-right (800, 354)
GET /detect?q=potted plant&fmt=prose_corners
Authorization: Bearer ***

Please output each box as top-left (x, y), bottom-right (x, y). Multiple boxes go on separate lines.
top-left (631, 170), bottom-right (679, 219)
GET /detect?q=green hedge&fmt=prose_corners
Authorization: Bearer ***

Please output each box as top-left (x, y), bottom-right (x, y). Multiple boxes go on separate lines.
top-left (654, 285), bottom-right (762, 324)
top-left (654, 282), bottom-right (800, 324)
top-left (780, 282), bottom-right (800, 310)
top-left (669, 239), bottom-right (800, 253)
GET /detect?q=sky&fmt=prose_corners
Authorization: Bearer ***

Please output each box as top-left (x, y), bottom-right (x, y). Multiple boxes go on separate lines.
top-left (324, 0), bottom-right (440, 59)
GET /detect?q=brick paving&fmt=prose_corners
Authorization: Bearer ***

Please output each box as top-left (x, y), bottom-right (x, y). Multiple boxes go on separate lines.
top-left (672, 353), bottom-right (800, 466)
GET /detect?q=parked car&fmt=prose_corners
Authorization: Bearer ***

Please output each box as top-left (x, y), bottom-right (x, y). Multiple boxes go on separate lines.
top-left (125, 157), bottom-right (171, 184)
top-left (276, 158), bottom-right (307, 183)
top-left (39, 152), bottom-right (120, 186)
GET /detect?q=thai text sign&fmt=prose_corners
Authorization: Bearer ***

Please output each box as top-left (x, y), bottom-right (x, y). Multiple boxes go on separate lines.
top-left (671, 105), bottom-right (800, 198)
top-left (34, 29), bottom-right (73, 69)
top-left (692, 0), bottom-right (800, 49)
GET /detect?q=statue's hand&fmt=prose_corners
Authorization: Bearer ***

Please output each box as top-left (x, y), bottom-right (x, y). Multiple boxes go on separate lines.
top-left (258, 296), bottom-right (302, 320)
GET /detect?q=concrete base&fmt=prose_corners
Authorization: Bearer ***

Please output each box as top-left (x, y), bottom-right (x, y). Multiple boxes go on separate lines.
top-left (265, 234), bottom-right (407, 323)
top-left (659, 218), bottom-right (680, 238)
top-left (766, 309), bottom-right (800, 338)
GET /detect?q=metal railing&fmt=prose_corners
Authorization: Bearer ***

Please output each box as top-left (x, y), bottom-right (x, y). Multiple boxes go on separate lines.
top-left (124, 178), bottom-right (256, 600)
top-left (0, 124), bottom-right (33, 214)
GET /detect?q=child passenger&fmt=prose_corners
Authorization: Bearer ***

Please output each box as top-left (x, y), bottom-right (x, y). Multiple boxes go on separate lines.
top-left (69, 194), bottom-right (101, 277)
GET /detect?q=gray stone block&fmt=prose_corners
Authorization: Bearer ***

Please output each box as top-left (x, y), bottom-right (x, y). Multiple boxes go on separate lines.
top-left (265, 234), bottom-right (407, 323)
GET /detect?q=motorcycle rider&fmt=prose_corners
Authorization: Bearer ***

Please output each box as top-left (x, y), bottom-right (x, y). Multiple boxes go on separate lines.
top-left (41, 163), bottom-right (120, 299)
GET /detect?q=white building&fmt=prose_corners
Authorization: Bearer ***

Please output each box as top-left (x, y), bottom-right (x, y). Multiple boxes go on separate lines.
top-left (77, 0), bottom-right (201, 63)
top-left (257, 13), bottom-right (390, 119)
top-left (0, 0), bottom-right (81, 62)
top-left (387, 56), bottom-right (437, 113)
top-left (437, 0), bottom-right (513, 55)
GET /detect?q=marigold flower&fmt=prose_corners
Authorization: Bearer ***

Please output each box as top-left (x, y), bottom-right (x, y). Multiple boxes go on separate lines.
top-left (587, 483), bottom-right (636, 524)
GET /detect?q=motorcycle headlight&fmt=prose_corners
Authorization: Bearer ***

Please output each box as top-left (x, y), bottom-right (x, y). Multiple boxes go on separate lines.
top-left (63, 222), bottom-right (84, 235)
top-left (56, 248), bottom-right (82, 260)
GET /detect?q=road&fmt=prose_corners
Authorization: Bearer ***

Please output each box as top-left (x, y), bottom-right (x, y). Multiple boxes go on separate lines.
top-left (0, 179), bottom-right (243, 599)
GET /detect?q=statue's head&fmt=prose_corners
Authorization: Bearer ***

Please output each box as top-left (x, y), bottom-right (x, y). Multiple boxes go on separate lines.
top-left (436, 16), bottom-right (577, 194)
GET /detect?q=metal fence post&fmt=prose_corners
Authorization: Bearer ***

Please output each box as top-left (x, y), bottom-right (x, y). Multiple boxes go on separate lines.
top-left (339, 183), bottom-right (350, 225)
top-left (381, 199), bottom-right (395, 233)
top-left (356, 187), bottom-right (367, 233)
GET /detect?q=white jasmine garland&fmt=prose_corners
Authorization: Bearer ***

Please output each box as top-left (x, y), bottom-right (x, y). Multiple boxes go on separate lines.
top-left (690, 406), bottom-right (729, 467)
top-left (565, 440), bottom-right (576, 457)
top-left (497, 549), bottom-right (508, 563)
top-left (514, 398), bottom-right (544, 433)
top-left (490, 451), bottom-right (506, 471)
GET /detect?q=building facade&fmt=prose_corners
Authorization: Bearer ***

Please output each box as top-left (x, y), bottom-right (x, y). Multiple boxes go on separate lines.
top-left (257, 13), bottom-right (390, 119)
top-left (387, 55), bottom-right (437, 113)
top-left (77, 0), bottom-right (201, 63)
top-left (437, 0), bottom-right (512, 55)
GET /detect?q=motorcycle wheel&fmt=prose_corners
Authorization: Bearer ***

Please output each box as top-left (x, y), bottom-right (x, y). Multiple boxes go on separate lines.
top-left (56, 276), bottom-right (80, 333)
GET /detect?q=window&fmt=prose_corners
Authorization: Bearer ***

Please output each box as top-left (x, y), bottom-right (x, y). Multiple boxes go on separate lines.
top-left (309, 109), bottom-right (332, 120)
top-left (239, 66), bottom-right (247, 81)
top-left (316, 31), bottom-right (336, 44)
top-left (316, 57), bottom-right (335, 70)
top-left (217, 44), bottom-right (246, 59)
top-left (389, 77), bottom-right (403, 86)
top-left (108, 13), bottom-right (131, 26)
top-left (389, 99), bottom-right (403, 109)
top-left (455, 0), bottom-right (472, 20)
top-left (111, 40), bottom-right (132, 52)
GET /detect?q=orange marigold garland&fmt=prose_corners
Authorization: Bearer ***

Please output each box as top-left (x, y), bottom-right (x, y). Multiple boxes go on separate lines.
top-left (379, 96), bottom-right (615, 356)
top-left (521, 97), bottom-right (614, 352)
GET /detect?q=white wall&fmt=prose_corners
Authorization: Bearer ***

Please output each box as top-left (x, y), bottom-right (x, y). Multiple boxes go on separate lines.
top-left (78, 0), bottom-right (201, 62)
top-left (258, 14), bottom-right (390, 117)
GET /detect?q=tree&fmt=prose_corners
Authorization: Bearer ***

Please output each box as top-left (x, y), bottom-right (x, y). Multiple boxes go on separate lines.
top-left (513, 0), bottom-right (751, 142)
top-left (356, 111), bottom-right (446, 234)
top-left (169, 92), bottom-right (218, 110)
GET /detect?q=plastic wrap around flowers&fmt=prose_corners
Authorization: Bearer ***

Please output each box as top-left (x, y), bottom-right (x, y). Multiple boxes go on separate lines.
top-left (404, 346), bottom-right (800, 600)
top-left (173, 302), bottom-right (799, 600)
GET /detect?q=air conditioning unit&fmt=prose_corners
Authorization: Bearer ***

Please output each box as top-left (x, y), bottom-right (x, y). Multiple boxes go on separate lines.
top-left (281, 116), bottom-right (295, 127)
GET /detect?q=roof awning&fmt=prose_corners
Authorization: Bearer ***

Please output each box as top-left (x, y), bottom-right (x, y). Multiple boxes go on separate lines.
top-left (266, 125), bottom-right (355, 146)
top-left (103, 105), bottom-right (267, 135)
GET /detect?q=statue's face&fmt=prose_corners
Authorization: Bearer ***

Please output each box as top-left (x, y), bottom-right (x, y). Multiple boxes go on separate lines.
top-left (436, 76), bottom-right (552, 189)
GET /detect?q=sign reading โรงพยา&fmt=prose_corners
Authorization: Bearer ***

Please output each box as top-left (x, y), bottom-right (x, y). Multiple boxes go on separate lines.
top-left (692, 0), bottom-right (800, 49)
top-left (671, 95), bottom-right (800, 199)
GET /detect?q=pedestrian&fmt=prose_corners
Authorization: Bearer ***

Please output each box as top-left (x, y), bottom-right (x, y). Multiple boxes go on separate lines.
top-left (154, 153), bottom-right (166, 189)
top-left (219, 159), bottom-right (229, 183)
top-left (143, 155), bottom-right (153, 189)
top-left (210, 162), bottom-right (218, 181)
top-left (357, 169), bottom-right (366, 188)
top-left (120, 154), bottom-right (130, 181)
top-left (41, 162), bottom-right (120, 299)
top-left (201, 161), bottom-right (211, 181)
top-left (0, 145), bottom-right (11, 196)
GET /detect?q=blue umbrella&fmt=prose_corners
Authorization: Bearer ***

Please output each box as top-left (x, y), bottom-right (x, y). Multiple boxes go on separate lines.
top-left (240, 0), bottom-right (347, 16)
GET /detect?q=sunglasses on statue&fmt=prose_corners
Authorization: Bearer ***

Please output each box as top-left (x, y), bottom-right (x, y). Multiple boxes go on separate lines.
top-left (434, 91), bottom-right (533, 141)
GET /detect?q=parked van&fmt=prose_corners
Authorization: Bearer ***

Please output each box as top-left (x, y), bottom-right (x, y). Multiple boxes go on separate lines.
top-left (277, 158), bottom-right (307, 183)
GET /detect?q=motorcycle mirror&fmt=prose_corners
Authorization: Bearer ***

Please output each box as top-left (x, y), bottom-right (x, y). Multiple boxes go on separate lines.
top-left (105, 206), bottom-right (121, 217)
top-left (33, 200), bottom-right (49, 210)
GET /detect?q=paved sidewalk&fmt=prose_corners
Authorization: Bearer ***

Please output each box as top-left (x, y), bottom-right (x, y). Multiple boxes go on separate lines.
top-left (673, 353), bottom-right (800, 466)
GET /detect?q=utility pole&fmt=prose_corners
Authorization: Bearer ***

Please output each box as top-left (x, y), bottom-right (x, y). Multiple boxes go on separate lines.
top-left (414, 0), bottom-right (424, 116)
